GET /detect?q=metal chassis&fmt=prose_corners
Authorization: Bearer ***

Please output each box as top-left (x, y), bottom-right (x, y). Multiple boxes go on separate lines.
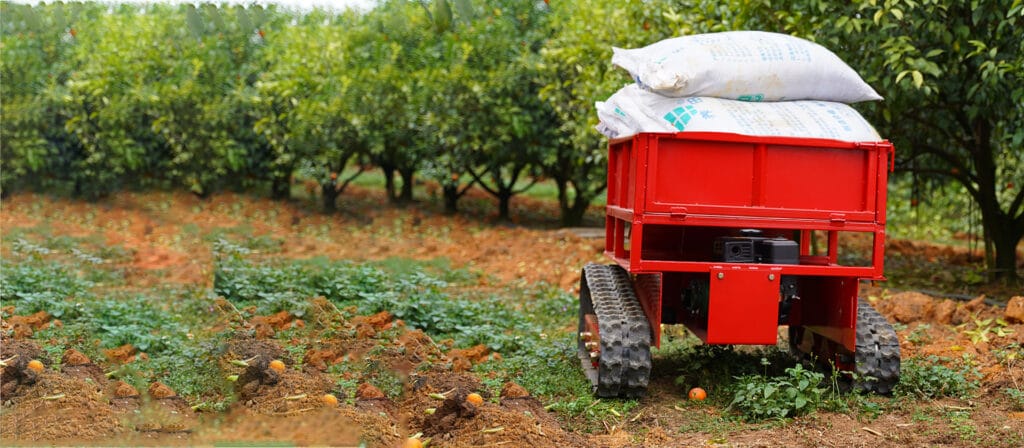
top-left (603, 132), bottom-right (894, 371)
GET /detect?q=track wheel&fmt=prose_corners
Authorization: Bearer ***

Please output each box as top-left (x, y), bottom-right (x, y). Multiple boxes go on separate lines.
top-left (853, 301), bottom-right (901, 394)
top-left (786, 301), bottom-right (900, 395)
top-left (577, 264), bottom-right (652, 398)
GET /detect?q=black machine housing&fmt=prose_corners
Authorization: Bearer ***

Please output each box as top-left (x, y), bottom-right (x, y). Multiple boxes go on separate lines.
top-left (685, 230), bottom-right (801, 323)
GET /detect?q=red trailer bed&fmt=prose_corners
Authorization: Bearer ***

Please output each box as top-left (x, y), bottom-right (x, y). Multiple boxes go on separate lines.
top-left (577, 132), bottom-right (900, 398)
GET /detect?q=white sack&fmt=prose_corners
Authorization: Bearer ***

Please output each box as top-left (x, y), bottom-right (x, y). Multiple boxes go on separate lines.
top-left (611, 31), bottom-right (882, 103)
top-left (596, 84), bottom-right (881, 142)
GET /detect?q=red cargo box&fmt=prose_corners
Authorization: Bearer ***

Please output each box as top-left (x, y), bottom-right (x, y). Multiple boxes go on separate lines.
top-left (605, 132), bottom-right (892, 276)
top-left (603, 132), bottom-right (893, 347)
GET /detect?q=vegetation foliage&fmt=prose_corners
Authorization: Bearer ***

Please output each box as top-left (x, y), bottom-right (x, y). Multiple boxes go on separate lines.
top-left (1, 0), bottom-right (1020, 280)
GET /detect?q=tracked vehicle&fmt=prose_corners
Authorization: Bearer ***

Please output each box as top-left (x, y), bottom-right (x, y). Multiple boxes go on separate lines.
top-left (578, 132), bottom-right (900, 397)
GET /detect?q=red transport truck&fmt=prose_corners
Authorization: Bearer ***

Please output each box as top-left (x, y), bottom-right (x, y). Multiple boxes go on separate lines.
top-left (578, 132), bottom-right (900, 398)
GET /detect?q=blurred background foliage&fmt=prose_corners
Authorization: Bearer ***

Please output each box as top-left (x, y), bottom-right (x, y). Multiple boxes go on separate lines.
top-left (1, 0), bottom-right (1020, 282)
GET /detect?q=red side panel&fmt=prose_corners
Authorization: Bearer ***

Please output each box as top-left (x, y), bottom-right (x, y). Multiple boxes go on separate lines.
top-left (705, 267), bottom-right (780, 345)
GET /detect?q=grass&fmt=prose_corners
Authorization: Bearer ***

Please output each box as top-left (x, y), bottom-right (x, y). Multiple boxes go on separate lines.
top-left (894, 355), bottom-right (981, 400)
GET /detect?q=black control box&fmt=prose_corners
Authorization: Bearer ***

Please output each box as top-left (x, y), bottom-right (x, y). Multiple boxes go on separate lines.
top-left (714, 236), bottom-right (799, 265)
top-left (757, 238), bottom-right (799, 265)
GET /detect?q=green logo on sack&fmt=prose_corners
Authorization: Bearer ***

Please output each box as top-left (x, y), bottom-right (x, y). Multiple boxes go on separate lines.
top-left (664, 105), bottom-right (699, 131)
top-left (738, 94), bottom-right (765, 102)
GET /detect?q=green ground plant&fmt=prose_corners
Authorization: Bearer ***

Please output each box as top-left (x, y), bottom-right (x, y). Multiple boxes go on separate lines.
top-left (959, 314), bottom-right (1016, 344)
top-left (1005, 387), bottom-right (1024, 411)
top-left (2, 237), bottom-right (232, 405)
top-left (894, 356), bottom-right (980, 400)
top-left (212, 243), bottom-right (640, 428)
top-left (728, 360), bottom-right (826, 421)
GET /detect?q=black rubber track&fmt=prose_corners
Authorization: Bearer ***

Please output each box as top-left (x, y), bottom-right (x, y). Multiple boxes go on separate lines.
top-left (578, 264), bottom-right (652, 398)
top-left (854, 301), bottom-right (901, 394)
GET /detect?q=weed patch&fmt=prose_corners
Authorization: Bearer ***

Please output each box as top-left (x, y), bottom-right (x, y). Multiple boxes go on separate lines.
top-left (728, 360), bottom-right (825, 421)
top-left (214, 250), bottom-right (558, 355)
top-left (894, 356), bottom-right (980, 400)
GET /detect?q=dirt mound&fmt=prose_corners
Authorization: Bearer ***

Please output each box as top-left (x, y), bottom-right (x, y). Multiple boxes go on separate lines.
top-left (1, 338), bottom-right (48, 399)
top-left (62, 349), bottom-right (91, 366)
top-left (500, 382), bottom-right (530, 399)
top-left (0, 365), bottom-right (124, 442)
top-left (0, 338), bottom-right (203, 442)
top-left (2, 311), bottom-right (60, 339)
top-left (104, 344), bottom-right (147, 364)
top-left (110, 380), bottom-right (140, 398)
top-left (447, 344), bottom-right (495, 373)
top-left (868, 291), bottom-right (1024, 394)
top-left (1006, 296), bottom-right (1024, 323)
top-left (873, 291), bottom-right (1001, 325)
top-left (250, 310), bottom-right (305, 338)
top-left (417, 390), bottom-right (584, 447)
top-left (58, 348), bottom-right (106, 385)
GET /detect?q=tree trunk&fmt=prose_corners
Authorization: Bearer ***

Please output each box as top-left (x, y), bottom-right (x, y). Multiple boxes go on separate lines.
top-left (321, 180), bottom-right (338, 213)
top-left (555, 177), bottom-right (589, 227)
top-left (497, 192), bottom-right (512, 222)
top-left (398, 168), bottom-right (415, 204)
top-left (986, 212), bottom-right (1022, 284)
top-left (381, 164), bottom-right (397, 204)
top-left (271, 174), bottom-right (291, 200)
top-left (561, 194), bottom-right (592, 227)
top-left (443, 184), bottom-right (459, 215)
top-left (555, 177), bottom-right (601, 227)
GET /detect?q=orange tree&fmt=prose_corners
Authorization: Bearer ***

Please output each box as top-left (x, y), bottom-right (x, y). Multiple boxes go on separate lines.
top-left (0, 2), bottom-right (85, 195)
top-left (535, 0), bottom-right (678, 226)
top-left (149, 4), bottom-right (271, 197)
top-left (247, 8), bottom-right (367, 204)
top-left (440, 0), bottom-right (556, 221)
top-left (345, 0), bottom-right (436, 205)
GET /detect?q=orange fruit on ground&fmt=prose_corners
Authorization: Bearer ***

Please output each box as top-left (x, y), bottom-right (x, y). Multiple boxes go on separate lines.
top-left (268, 359), bottom-right (286, 373)
top-left (403, 438), bottom-right (423, 448)
top-left (466, 392), bottom-right (484, 406)
top-left (27, 359), bottom-right (45, 373)
top-left (688, 387), bottom-right (707, 401)
top-left (322, 393), bottom-right (338, 406)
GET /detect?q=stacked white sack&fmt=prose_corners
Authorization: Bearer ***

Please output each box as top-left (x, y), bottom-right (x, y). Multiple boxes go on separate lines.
top-left (595, 84), bottom-right (881, 142)
top-left (611, 31), bottom-right (881, 103)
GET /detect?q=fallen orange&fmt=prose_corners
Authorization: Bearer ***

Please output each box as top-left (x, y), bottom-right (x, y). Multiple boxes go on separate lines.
top-left (466, 392), bottom-right (484, 406)
top-left (268, 359), bottom-right (286, 373)
top-left (322, 393), bottom-right (338, 406)
top-left (688, 387), bottom-right (707, 401)
top-left (27, 359), bottom-right (45, 373)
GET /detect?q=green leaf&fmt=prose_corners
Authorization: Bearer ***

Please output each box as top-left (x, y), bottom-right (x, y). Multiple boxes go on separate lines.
top-left (911, 70), bottom-right (924, 89)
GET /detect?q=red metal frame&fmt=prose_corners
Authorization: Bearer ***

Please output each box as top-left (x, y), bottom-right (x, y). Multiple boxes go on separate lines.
top-left (605, 132), bottom-right (893, 355)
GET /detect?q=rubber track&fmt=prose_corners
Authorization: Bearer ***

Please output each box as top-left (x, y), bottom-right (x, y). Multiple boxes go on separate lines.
top-left (579, 264), bottom-right (652, 398)
top-left (854, 301), bottom-right (901, 394)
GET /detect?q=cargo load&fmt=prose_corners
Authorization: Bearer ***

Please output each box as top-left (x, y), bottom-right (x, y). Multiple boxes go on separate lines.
top-left (596, 84), bottom-right (881, 141)
top-left (611, 31), bottom-right (881, 103)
